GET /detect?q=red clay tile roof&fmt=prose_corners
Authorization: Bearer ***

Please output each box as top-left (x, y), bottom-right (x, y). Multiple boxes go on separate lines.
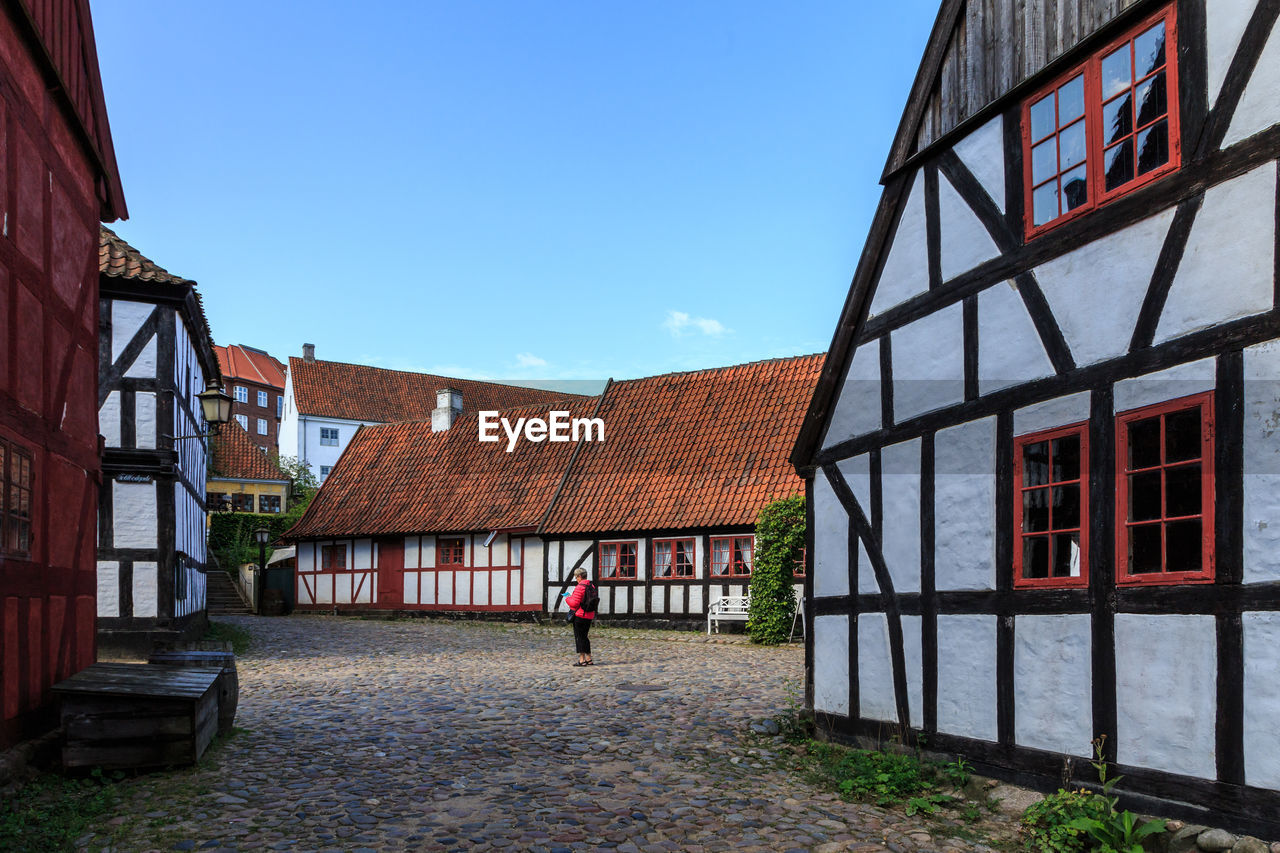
top-left (286, 399), bottom-right (598, 538)
top-left (100, 226), bottom-right (191, 285)
top-left (216, 345), bottom-right (286, 389)
top-left (210, 420), bottom-right (289, 482)
top-left (541, 354), bottom-right (825, 534)
top-left (287, 357), bottom-right (585, 423)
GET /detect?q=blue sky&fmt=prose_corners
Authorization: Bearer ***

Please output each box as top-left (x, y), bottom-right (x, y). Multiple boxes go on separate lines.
top-left (93, 1), bottom-right (939, 387)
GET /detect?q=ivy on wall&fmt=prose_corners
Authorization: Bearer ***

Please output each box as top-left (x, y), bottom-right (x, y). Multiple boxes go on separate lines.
top-left (748, 495), bottom-right (805, 645)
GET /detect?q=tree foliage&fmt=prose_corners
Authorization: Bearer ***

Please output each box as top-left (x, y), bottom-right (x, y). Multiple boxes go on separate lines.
top-left (747, 495), bottom-right (805, 645)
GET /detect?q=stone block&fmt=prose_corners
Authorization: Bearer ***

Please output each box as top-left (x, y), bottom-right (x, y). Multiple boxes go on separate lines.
top-left (1198, 829), bottom-right (1239, 852)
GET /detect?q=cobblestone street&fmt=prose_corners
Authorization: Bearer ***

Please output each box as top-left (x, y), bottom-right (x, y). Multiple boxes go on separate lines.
top-left (79, 617), bottom-right (1004, 852)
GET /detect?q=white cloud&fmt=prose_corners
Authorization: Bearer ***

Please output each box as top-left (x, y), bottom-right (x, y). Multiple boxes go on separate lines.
top-left (662, 310), bottom-right (729, 338)
top-left (515, 352), bottom-right (548, 368)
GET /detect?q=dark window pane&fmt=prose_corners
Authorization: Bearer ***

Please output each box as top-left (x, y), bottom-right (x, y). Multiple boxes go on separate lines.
top-left (1059, 75), bottom-right (1086, 123)
top-left (1024, 488), bottom-right (1051, 532)
top-left (1166, 520), bottom-right (1203, 572)
top-left (1051, 532), bottom-right (1082, 577)
top-left (1105, 139), bottom-right (1135, 190)
top-left (1062, 166), bottom-right (1089, 211)
top-left (1051, 435), bottom-right (1081, 482)
top-left (1130, 470), bottom-right (1163, 522)
top-left (1023, 441), bottom-right (1050, 486)
top-left (1023, 536), bottom-right (1050, 579)
top-left (1165, 408), bottom-right (1201, 462)
top-left (1135, 71), bottom-right (1167, 127)
top-left (1032, 139), bottom-right (1058, 185)
top-left (1102, 45), bottom-right (1132, 99)
top-left (1033, 181), bottom-right (1059, 226)
top-left (1166, 464), bottom-right (1203, 517)
top-left (1053, 484), bottom-right (1081, 529)
top-left (1136, 120), bottom-right (1169, 175)
top-left (1135, 21), bottom-right (1167, 77)
top-left (1129, 523), bottom-right (1163, 573)
top-left (1059, 120), bottom-right (1087, 172)
top-left (1030, 93), bottom-right (1057, 142)
top-left (1128, 416), bottom-right (1162, 469)
top-left (1103, 92), bottom-right (1134, 145)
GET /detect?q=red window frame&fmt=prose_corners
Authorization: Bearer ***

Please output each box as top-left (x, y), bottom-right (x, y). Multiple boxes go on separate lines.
top-left (710, 536), bottom-right (754, 578)
top-left (652, 538), bottom-right (696, 580)
top-left (0, 439), bottom-right (32, 558)
top-left (320, 543), bottom-right (347, 570)
top-left (1013, 423), bottom-right (1090, 589)
top-left (598, 541), bottom-right (638, 580)
top-left (1115, 392), bottom-right (1215, 586)
top-left (793, 546), bottom-right (807, 578)
top-left (1023, 4), bottom-right (1180, 238)
top-left (438, 537), bottom-right (466, 567)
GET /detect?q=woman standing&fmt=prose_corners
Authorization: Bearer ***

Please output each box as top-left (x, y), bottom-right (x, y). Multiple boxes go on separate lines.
top-left (564, 567), bottom-right (597, 666)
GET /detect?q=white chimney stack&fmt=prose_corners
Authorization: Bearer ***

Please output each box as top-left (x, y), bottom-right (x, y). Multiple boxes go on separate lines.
top-left (432, 388), bottom-right (463, 432)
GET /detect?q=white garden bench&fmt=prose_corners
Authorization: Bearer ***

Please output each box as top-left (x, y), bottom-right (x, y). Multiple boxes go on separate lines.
top-left (707, 593), bottom-right (750, 634)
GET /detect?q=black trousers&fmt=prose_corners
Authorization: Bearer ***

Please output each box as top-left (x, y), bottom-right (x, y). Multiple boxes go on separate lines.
top-left (573, 616), bottom-right (592, 655)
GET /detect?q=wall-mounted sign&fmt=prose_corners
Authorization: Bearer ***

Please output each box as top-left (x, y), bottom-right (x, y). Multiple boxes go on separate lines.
top-left (116, 473), bottom-right (153, 484)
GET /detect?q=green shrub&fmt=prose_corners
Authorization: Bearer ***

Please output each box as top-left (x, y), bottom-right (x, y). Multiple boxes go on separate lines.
top-left (1021, 789), bottom-right (1111, 853)
top-left (747, 496), bottom-right (804, 644)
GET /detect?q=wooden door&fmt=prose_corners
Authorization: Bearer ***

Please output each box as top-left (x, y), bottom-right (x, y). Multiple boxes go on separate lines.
top-left (376, 538), bottom-right (403, 606)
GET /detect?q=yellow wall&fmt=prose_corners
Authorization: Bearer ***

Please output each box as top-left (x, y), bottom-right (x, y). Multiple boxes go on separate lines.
top-left (207, 478), bottom-right (288, 516)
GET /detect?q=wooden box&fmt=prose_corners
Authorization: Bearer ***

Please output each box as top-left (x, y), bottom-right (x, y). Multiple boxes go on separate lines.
top-left (52, 663), bottom-right (221, 769)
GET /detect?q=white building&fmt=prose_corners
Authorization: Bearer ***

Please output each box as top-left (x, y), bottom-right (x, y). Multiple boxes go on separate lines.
top-left (279, 344), bottom-right (581, 481)
top-left (97, 228), bottom-right (220, 651)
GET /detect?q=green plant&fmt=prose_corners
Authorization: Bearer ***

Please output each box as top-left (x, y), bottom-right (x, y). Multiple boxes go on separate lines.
top-left (1021, 789), bottom-right (1111, 853)
top-left (941, 756), bottom-right (972, 788)
top-left (747, 496), bottom-right (804, 645)
top-left (0, 768), bottom-right (123, 852)
top-left (1064, 736), bottom-right (1166, 853)
top-left (203, 620), bottom-right (252, 656)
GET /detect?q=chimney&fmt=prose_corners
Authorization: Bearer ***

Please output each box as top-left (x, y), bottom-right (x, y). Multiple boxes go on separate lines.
top-left (431, 388), bottom-right (463, 432)
top-left (302, 343), bottom-right (315, 363)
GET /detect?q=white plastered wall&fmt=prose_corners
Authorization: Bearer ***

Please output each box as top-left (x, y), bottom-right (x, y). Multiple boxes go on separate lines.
top-left (881, 439), bottom-right (921, 594)
top-left (952, 115), bottom-right (1005, 212)
top-left (891, 302), bottom-right (965, 422)
top-left (936, 614), bottom-right (998, 742)
top-left (1243, 611), bottom-right (1280, 788)
top-left (1014, 613), bottom-right (1093, 756)
top-left (934, 417), bottom-right (996, 591)
top-left (1244, 341), bottom-right (1280, 583)
top-left (937, 171), bottom-right (999, 281)
top-left (814, 614), bottom-right (850, 716)
top-left (822, 339), bottom-right (882, 449)
top-left (977, 281), bottom-right (1055, 396)
top-left (1223, 16), bottom-right (1280, 146)
top-left (858, 612), bottom-right (923, 728)
top-left (869, 171), bottom-right (929, 316)
top-left (813, 469), bottom-right (849, 598)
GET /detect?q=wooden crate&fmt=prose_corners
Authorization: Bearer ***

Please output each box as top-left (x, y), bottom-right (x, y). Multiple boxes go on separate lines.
top-left (52, 663), bottom-right (221, 769)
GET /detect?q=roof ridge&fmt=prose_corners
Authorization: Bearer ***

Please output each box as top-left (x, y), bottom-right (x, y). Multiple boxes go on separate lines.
top-left (613, 352), bottom-right (826, 385)
top-left (288, 355), bottom-right (590, 396)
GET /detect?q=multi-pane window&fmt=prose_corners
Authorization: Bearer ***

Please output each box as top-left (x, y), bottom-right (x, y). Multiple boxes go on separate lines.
top-left (207, 491), bottom-right (228, 512)
top-left (257, 390), bottom-right (268, 407)
top-left (277, 396), bottom-right (283, 417)
top-left (794, 546), bottom-right (807, 578)
top-left (1, 440), bottom-right (32, 557)
top-left (653, 538), bottom-right (695, 579)
top-left (320, 427), bottom-right (339, 446)
top-left (319, 465), bottom-right (332, 480)
top-left (598, 542), bottom-right (638, 579)
top-left (1013, 424), bottom-right (1089, 588)
top-left (231, 493), bottom-right (255, 512)
top-left (259, 495), bottom-right (282, 514)
top-left (256, 418), bottom-right (267, 435)
top-left (1024, 6), bottom-right (1178, 235)
top-left (711, 536), bottom-right (753, 578)
top-left (438, 537), bottom-right (465, 566)
top-left (234, 414), bottom-right (248, 431)
top-left (234, 385), bottom-right (248, 403)
top-left (321, 543), bottom-right (347, 570)
top-left (1116, 393), bottom-right (1214, 584)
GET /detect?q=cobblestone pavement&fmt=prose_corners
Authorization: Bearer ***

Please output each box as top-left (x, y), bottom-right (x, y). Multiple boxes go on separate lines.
top-left (79, 616), bottom-right (1006, 853)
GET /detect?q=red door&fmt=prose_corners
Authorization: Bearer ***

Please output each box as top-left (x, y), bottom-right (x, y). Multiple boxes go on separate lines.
top-left (376, 538), bottom-right (404, 606)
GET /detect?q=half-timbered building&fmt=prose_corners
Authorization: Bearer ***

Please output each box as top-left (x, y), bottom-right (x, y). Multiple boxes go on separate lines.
top-left (0, 0), bottom-right (126, 746)
top-left (97, 228), bottom-right (219, 652)
top-left (541, 355), bottom-right (822, 625)
top-left (792, 0), bottom-right (1280, 833)
top-left (284, 355), bottom-right (821, 625)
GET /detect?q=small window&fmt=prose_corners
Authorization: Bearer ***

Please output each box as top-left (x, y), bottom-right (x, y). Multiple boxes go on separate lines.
top-left (320, 427), bottom-right (339, 446)
top-left (438, 537), bottom-right (466, 566)
top-left (598, 542), bottom-right (638, 579)
top-left (319, 465), bottom-right (332, 480)
top-left (1, 440), bottom-right (33, 557)
top-left (207, 491), bottom-right (227, 511)
top-left (711, 536), bottom-right (753, 578)
top-left (231, 493), bottom-right (255, 512)
top-left (1116, 393), bottom-right (1214, 585)
top-left (1013, 423), bottom-right (1089, 588)
top-left (175, 556), bottom-right (188, 601)
top-left (1024, 5), bottom-right (1179, 236)
top-left (234, 385), bottom-right (248, 403)
top-left (277, 396), bottom-right (283, 417)
top-left (321, 543), bottom-right (347, 570)
top-left (234, 414), bottom-right (249, 431)
top-left (653, 538), bottom-right (695, 579)
top-left (794, 546), bottom-right (807, 578)
top-left (259, 494), bottom-right (281, 514)
top-left (257, 390), bottom-right (268, 408)
top-left (257, 418), bottom-right (268, 436)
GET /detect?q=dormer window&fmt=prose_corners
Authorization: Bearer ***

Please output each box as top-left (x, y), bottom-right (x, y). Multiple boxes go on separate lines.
top-left (1023, 6), bottom-right (1179, 237)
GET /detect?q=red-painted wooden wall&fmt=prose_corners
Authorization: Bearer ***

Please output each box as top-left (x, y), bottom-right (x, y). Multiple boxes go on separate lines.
top-left (0, 0), bottom-right (124, 746)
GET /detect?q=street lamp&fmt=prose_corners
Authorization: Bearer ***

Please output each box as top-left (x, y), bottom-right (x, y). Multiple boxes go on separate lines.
top-left (171, 382), bottom-right (235, 440)
top-left (253, 527), bottom-right (271, 614)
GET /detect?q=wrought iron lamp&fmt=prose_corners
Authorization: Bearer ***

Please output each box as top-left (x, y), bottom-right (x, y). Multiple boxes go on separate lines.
top-left (170, 382), bottom-right (234, 440)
